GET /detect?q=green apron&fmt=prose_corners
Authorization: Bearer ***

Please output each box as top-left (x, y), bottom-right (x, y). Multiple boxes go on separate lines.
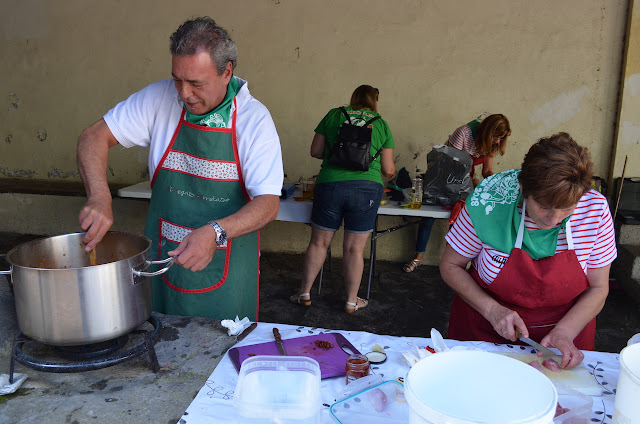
top-left (145, 100), bottom-right (259, 320)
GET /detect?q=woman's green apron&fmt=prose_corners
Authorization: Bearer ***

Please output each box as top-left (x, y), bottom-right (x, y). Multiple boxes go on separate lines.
top-left (145, 100), bottom-right (259, 321)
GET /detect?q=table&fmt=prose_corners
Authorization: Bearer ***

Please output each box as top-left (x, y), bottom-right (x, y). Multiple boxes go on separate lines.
top-left (117, 182), bottom-right (451, 298)
top-left (176, 322), bottom-right (621, 423)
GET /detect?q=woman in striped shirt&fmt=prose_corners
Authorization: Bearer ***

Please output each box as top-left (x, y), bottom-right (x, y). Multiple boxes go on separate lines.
top-left (440, 133), bottom-right (616, 368)
top-left (403, 114), bottom-right (511, 273)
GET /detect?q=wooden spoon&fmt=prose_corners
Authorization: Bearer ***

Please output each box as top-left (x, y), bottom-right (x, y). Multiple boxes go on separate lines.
top-left (89, 248), bottom-right (97, 266)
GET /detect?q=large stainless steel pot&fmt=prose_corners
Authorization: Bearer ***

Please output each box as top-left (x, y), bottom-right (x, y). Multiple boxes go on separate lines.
top-left (0, 232), bottom-right (173, 346)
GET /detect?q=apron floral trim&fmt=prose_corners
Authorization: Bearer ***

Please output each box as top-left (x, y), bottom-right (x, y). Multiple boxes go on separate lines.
top-left (162, 150), bottom-right (239, 181)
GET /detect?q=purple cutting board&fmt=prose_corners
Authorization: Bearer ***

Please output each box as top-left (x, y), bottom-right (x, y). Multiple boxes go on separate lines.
top-left (228, 333), bottom-right (360, 379)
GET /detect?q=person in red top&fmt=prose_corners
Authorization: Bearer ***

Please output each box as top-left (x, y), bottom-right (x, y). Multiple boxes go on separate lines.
top-left (440, 133), bottom-right (616, 369)
top-left (403, 114), bottom-right (511, 273)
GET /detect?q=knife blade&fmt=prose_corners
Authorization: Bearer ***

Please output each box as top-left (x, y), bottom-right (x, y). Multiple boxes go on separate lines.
top-left (273, 328), bottom-right (287, 356)
top-left (518, 336), bottom-right (557, 358)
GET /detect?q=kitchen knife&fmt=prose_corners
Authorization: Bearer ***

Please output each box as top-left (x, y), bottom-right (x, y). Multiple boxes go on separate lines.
top-left (235, 322), bottom-right (257, 343)
top-left (518, 335), bottom-right (557, 358)
top-left (273, 328), bottom-right (287, 356)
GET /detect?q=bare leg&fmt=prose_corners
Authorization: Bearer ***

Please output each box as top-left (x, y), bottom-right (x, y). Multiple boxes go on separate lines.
top-left (298, 227), bottom-right (335, 297)
top-left (342, 231), bottom-right (371, 308)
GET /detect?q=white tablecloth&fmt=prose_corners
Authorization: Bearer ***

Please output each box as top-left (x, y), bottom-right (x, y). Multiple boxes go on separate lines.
top-left (177, 323), bottom-right (621, 423)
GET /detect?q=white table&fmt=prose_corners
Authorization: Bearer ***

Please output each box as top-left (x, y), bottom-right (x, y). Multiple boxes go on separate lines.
top-left (117, 182), bottom-right (451, 297)
top-left (176, 322), bottom-right (621, 423)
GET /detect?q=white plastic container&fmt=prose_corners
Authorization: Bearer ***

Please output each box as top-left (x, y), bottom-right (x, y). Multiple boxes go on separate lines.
top-left (405, 350), bottom-right (558, 424)
top-left (553, 382), bottom-right (593, 424)
top-left (613, 342), bottom-right (640, 424)
top-left (234, 355), bottom-right (321, 424)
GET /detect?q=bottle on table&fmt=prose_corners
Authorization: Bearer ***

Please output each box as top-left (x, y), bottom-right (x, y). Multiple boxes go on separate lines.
top-left (411, 169), bottom-right (423, 209)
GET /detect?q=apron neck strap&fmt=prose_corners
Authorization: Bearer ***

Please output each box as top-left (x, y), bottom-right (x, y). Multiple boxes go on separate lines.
top-left (516, 198), bottom-right (573, 250)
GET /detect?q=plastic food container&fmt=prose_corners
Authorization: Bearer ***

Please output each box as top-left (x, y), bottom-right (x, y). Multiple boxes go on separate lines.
top-left (234, 355), bottom-right (321, 424)
top-left (612, 342), bottom-right (640, 423)
top-left (405, 350), bottom-right (558, 424)
top-left (553, 382), bottom-right (593, 424)
top-left (330, 379), bottom-right (409, 423)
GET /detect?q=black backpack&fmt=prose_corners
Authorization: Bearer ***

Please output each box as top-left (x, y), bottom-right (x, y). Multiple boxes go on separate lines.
top-left (327, 107), bottom-right (382, 171)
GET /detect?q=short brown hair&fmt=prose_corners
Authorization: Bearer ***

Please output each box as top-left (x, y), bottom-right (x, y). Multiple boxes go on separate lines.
top-left (169, 17), bottom-right (237, 75)
top-left (519, 132), bottom-right (593, 208)
top-left (475, 114), bottom-right (511, 157)
top-left (349, 85), bottom-right (379, 112)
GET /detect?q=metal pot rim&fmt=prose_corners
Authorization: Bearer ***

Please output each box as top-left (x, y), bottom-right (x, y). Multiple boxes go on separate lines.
top-left (5, 231), bottom-right (151, 271)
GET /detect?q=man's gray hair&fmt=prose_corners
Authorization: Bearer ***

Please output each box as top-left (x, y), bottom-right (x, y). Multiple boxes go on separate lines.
top-left (169, 17), bottom-right (238, 75)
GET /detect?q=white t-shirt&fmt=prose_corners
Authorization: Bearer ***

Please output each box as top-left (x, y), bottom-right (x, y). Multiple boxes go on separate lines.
top-left (104, 76), bottom-right (283, 199)
top-left (445, 189), bottom-right (617, 285)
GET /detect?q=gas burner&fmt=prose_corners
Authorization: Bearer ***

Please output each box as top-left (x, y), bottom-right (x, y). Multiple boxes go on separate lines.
top-left (8, 314), bottom-right (161, 384)
top-left (54, 334), bottom-right (129, 360)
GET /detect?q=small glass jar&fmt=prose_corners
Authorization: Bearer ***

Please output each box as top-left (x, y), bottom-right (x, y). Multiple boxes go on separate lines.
top-left (345, 354), bottom-right (370, 384)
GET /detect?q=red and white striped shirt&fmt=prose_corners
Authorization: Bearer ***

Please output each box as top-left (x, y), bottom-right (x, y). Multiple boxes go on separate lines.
top-left (445, 124), bottom-right (480, 158)
top-left (445, 190), bottom-right (617, 285)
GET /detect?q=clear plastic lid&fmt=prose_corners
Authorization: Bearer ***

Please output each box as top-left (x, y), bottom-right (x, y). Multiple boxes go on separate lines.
top-left (234, 355), bottom-right (321, 419)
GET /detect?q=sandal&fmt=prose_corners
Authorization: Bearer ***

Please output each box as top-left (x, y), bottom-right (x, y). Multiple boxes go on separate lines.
top-left (344, 297), bottom-right (368, 313)
top-left (403, 258), bottom-right (422, 273)
top-left (289, 292), bottom-right (311, 306)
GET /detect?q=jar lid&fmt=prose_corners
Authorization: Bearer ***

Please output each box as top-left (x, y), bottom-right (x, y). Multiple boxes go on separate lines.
top-left (365, 351), bottom-right (387, 364)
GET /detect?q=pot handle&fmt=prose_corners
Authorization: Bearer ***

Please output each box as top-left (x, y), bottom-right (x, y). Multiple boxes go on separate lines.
top-left (132, 257), bottom-right (175, 277)
top-left (0, 254), bottom-right (11, 275)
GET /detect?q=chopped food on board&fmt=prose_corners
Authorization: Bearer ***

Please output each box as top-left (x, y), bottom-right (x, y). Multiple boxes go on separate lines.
top-left (314, 340), bottom-right (334, 350)
top-left (542, 358), bottom-right (562, 372)
top-left (528, 360), bottom-right (544, 372)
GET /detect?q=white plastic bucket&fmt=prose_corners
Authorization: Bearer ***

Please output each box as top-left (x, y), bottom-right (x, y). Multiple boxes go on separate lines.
top-left (405, 350), bottom-right (557, 424)
top-left (613, 343), bottom-right (640, 424)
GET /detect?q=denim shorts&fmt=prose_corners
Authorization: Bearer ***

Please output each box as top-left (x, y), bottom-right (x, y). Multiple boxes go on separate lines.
top-left (311, 181), bottom-right (383, 233)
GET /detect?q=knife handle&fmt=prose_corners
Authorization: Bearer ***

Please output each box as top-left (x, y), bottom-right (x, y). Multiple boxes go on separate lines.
top-left (236, 322), bottom-right (257, 342)
top-left (273, 327), bottom-right (282, 343)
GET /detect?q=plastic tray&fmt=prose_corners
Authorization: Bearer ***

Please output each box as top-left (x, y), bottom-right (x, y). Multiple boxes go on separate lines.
top-left (553, 382), bottom-right (593, 424)
top-left (330, 380), bottom-right (409, 423)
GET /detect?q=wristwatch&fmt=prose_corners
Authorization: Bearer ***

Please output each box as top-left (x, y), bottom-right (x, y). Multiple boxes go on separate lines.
top-left (208, 221), bottom-right (227, 246)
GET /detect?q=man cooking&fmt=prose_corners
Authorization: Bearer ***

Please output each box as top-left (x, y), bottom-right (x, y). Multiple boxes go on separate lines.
top-left (77, 17), bottom-right (283, 321)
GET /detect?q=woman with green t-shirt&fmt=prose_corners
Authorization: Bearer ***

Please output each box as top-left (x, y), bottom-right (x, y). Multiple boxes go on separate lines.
top-left (290, 85), bottom-right (396, 313)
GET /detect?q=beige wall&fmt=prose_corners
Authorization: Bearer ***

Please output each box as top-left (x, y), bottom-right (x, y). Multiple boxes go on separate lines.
top-left (612, 0), bottom-right (640, 186)
top-left (0, 0), bottom-right (636, 263)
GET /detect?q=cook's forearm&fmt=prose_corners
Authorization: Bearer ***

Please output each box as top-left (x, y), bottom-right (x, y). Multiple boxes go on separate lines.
top-left (77, 120), bottom-right (116, 202)
top-left (439, 246), bottom-right (499, 319)
top-left (216, 194), bottom-right (279, 239)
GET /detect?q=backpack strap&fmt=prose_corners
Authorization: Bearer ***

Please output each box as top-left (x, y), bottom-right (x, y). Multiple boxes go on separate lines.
top-left (339, 106), bottom-right (353, 124)
top-left (365, 114), bottom-right (383, 161)
top-left (364, 115), bottom-right (381, 126)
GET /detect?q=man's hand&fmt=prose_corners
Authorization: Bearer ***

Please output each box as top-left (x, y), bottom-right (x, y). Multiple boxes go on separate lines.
top-left (77, 118), bottom-right (119, 250)
top-left (168, 225), bottom-right (217, 272)
top-left (79, 195), bottom-right (113, 251)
